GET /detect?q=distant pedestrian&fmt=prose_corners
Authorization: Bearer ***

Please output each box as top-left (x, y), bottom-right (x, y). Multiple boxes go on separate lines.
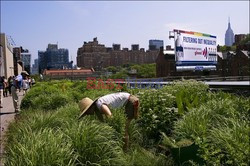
top-left (11, 71), bottom-right (29, 112)
top-left (8, 76), bottom-right (14, 96)
top-left (40, 74), bottom-right (43, 80)
top-left (31, 78), bottom-right (36, 86)
top-left (0, 76), bottom-right (4, 108)
top-left (28, 76), bottom-right (32, 88)
top-left (3, 76), bottom-right (8, 97)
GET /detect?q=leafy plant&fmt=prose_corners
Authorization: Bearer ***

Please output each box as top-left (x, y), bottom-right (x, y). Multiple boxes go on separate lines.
top-left (137, 89), bottom-right (178, 143)
top-left (174, 97), bottom-right (250, 165)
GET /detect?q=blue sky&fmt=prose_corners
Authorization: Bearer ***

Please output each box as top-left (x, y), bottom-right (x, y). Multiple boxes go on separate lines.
top-left (1, 1), bottom-right (249, 65)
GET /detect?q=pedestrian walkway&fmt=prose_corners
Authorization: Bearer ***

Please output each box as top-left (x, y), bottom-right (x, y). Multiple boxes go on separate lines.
top-left (0, 92), bottom-right (24, 166)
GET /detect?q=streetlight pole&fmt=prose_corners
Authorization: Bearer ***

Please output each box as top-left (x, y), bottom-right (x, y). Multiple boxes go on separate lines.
top-left (71, 61), bottom-right (73, 81)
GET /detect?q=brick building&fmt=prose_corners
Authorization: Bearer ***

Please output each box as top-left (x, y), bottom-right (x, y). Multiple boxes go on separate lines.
top-left (13, 47), bottom-right (23, 76)
top-left (156, 47), bottom-right (249, 77)
top-left (77, 38), bottom-right (110, 70)
top-left (156, 48), bottom-right (175, 77)
top-left (77, 38), bottom-right (159, 70)
top-left (217, 50), bottom-right (249, 76)
top-left (43, 69), bottom-right (94, 80)
top-left (234, 34), bottom-right (247, 45)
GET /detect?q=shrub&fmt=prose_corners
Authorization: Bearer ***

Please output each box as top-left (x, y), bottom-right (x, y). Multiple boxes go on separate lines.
top-left (24, 93), bottom-right (73, 111)
top-left (174, 97), bottom-right (249, 165)
top-left (203, 119), bottom-right (249, 165)
top-left (162, 80), bottom-right (209, 114)
top-left (21, 84), bottom-right (61, 109)
top-left (137, 89), bottom-right (178, 142)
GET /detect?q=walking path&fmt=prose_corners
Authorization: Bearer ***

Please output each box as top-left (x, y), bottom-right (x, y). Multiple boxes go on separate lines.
top-left (0, 92), bottom-right (24, 166)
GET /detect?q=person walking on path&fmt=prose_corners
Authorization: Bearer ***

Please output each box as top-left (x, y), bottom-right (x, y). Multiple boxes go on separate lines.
top-left (3, 76), bottom-right (8, 97)
top-left (78, 92), bottom-right (139, 151)
top-left (11, 71), bottom-right (29, 112)
top-left (7, 76), bottom-right (13, 96)
top-left (0, 76), bottom-right (4, 108)
top-left (31, 77), bottom-right (36, 88)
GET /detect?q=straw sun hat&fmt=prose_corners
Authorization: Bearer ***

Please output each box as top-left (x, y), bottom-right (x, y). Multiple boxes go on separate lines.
top-left (21, 71), bottom-right (29, 76)
top-left (78, 97), bottom-right (98, 119)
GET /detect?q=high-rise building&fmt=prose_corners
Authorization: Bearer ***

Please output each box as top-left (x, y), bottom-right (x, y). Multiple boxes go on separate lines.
top-left (21, 49), bottom-right (31, 74)
top-left (31, 59), bottom-right (38, 75)
top-left (149, 40), bottom-right (164, 50)
top-left (38, 44), bottom-right (72, 73)
top-left (225, 18), bottom-right (234, 46)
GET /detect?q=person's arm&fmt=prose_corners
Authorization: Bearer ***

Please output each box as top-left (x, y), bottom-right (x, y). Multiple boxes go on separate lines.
top-left (100, 104), bottom-right (112, 118)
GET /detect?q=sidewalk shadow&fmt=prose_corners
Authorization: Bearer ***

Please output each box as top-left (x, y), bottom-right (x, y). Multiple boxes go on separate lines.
top-left (0, 112), bottom-right (16, 116)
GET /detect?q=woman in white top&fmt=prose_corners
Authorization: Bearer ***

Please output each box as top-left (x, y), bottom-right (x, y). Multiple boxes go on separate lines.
top-left (79, 92), bottom-right (139, 151)
top-left (22, 78), bottom-right (30, 95)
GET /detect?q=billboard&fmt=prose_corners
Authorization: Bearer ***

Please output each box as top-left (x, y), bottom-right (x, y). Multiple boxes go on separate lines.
top-left (173, 29), bottom-right (217, 71)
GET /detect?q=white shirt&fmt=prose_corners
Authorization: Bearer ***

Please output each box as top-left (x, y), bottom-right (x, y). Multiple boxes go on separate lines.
top-left (23, 79), bottom-right (29, 89)
top-left (96, 92), bottom-right (130, 110)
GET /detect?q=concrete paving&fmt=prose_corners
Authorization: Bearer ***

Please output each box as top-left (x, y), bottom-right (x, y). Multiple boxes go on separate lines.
top-left (0, 92), bottom-right (24, 166)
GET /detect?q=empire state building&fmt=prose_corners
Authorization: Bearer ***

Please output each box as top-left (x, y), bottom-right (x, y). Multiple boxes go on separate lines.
top-left (225, 18), bottom-right (234, 46)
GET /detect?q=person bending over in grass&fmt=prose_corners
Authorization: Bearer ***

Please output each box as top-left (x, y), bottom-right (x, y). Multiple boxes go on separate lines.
top-left (78, 92), bottom-right (139, 151)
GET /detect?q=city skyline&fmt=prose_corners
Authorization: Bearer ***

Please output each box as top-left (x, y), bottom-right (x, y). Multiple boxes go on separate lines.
top-left (1, 1), bottom-right (249, 65)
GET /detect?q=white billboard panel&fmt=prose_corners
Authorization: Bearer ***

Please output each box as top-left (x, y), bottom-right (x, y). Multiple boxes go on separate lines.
top-left (174, 29), bottom-right (217, 66)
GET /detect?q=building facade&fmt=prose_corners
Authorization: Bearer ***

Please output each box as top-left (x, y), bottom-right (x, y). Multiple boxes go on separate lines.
top-left (0, 33), bottom-right (14, 78)
top-left (21, 51), bottom-right (31, 74)
top-left (234, 34), bottom-right (247, 45)
top-left (225, 18), bottom-right (234, 46)
top-left (43, 69), bottom-right (94, 80)
top-left (217, 50), bottom-right (249, 77)
top-left (13, 47), bottom-right (32, 75)
top-left (149, 40), bottom-right (164, 50)
top-left (38, 44), bottom-right (72, 73)
top-left (77, 38), bottom-right (110, 70)
top-left (77, 38), bottom-right (159, 70)
top-left (31, 59), bottom-right (39, 75)
top-left (13, 47), bottom-right (23, 76)
top-left (0, 44), bottom-right (4, 76)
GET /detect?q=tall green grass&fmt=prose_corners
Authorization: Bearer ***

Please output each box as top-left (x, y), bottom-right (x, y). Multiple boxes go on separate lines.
top-left (5, 128), bottom-right (76, 166)
top-left (5, 80), bottom-right (249, 165)
top-left (63, 118), bottom-right (127, 165)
